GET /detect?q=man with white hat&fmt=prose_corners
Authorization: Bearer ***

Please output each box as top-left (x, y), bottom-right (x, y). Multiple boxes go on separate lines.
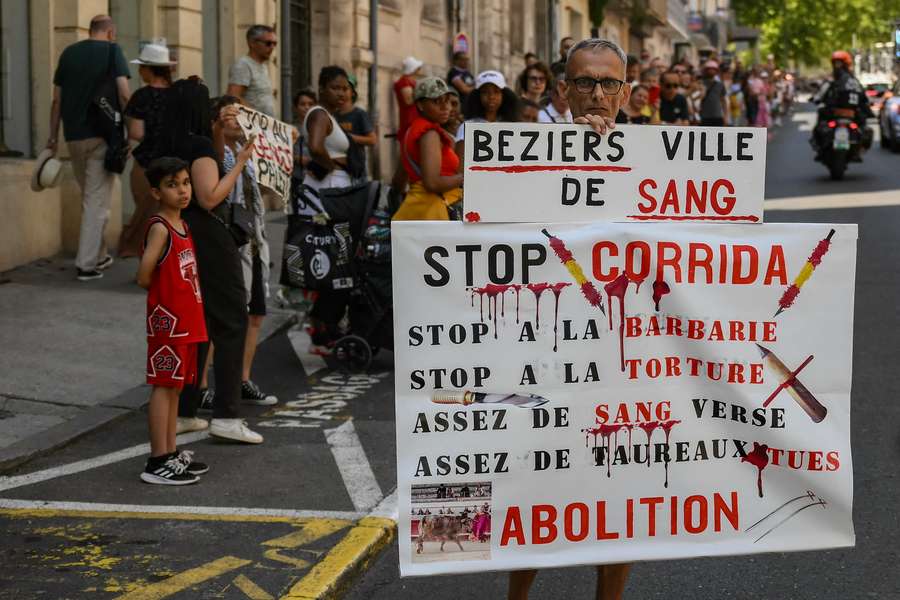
top-left (394, 56), bottom-right (424, 142)
top-left (46, 14), bottom-right (131, 281)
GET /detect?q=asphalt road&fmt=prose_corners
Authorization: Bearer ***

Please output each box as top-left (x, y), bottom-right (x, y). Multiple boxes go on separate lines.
top-left (345, 107), bottom-right (900, 599)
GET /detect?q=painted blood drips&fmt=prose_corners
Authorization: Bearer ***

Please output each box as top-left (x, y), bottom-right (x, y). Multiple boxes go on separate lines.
top-left (526, 283), bottom-right (551, 329)
top-left (604, 273), bottom-right (646, 372)
top-left (652, 278), bottom-right (671, 311)
top-left (584, 419), bottom-right (680, 486)
top-left (583, 423), bottom-right (624, 477)
top-left (741, 441), bottom-right (770, 498)
top-left (471, 283), bottom-right (513, 339)
top-left (637, 420), bottom-right (659, 468)
top-left (659, 419), bottom-right (681, 488)
top-left (549, 282), bottom-right (571, 351)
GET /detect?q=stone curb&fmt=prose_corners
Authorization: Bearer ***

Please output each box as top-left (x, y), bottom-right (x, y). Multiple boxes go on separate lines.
top-left (0, 311), bottom-right (298, 474)
top-left (281, 516), bottom-right (397, 599)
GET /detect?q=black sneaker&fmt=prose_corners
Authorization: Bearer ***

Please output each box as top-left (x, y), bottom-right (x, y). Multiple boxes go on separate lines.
top-left (172, 449), bottom-right (209, 475)
top-left (198, 388), bottom-right (215, 412)
top-left (96, 255), bottom-right (114, 270)
top-left (77, 269), bottom-right (103, 281)
top-left (140, 456), bottom-right (199, 485)
top-left (241, 380), bottom-right (278, 406)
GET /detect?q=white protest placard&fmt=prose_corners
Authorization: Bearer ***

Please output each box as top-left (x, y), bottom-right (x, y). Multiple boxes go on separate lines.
top-left (392, 221), bottom-right (856, 576)
top-left (235, 105), bottom-right (294, 199)
top-left (462, 123), bottom-right (767, 223)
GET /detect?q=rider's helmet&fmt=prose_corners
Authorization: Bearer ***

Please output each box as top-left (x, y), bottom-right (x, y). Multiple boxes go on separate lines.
top-left (830, 50), bottom-right (852, 68)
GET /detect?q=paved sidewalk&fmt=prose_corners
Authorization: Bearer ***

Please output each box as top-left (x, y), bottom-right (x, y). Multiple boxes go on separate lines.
top-left (0, 213), bottom-right (292, 471)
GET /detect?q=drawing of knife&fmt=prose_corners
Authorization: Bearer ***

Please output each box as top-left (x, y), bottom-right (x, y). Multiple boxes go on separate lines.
top-left (431, 391), bottom-right (549, 408)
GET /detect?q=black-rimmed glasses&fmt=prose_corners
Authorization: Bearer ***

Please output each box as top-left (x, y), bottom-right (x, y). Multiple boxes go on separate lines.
top-left (567, 76), bottom-right (626, 95)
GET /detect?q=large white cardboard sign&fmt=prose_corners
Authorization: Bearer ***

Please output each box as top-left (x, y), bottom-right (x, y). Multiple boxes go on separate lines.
top-left (392, 221), bottom-right (856, 576)
top-left (235, 105), bottom-right (294, 199)
top-left (462, 123), bottom-right (766, 223)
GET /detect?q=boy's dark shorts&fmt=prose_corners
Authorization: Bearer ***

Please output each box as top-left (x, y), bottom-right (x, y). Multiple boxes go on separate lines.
top-left (147, 342), bottom-right (199, 389)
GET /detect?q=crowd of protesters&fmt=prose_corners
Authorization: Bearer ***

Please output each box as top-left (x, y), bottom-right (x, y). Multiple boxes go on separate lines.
top-left (44, 14), bottom-right (796, 493)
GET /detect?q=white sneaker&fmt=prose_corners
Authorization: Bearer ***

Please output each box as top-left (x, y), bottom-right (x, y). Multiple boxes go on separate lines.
top-left (209, 418), bottom-right (264, 444)
top-left (176, 417), bottom-right (209, 434)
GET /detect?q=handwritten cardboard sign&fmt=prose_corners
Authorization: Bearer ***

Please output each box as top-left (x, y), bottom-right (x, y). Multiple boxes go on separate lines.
top-left (392, 221), bottom-right (856, 576)
top-left (462, 123), bottom-right (767, 223)
top-left (235, 105), bottom-right (294, 199)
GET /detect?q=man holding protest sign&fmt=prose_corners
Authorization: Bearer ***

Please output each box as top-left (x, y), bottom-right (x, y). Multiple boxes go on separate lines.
top-left (507, 37), bottom-right (633, 600)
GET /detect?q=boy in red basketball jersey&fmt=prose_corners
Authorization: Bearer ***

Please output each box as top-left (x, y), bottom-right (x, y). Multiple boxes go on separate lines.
top-left (137, 157), bottom-right (209, 485)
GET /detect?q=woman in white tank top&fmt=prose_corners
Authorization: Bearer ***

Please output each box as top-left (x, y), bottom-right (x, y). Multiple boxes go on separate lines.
top-left (303, 66), bottom-right (352, 191)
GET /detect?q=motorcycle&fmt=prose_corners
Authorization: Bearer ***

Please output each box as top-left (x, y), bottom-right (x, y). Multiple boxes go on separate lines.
top-left (818, 108), bottom-right (863, 181)
top-left (813, 107), bottom-right (867, 180)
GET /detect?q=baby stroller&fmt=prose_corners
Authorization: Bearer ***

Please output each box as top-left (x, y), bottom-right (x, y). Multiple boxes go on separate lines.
top-left (281, 181), bottom-right (396, 371)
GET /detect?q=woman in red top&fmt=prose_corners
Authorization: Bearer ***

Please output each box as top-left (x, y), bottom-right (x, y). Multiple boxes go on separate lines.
top-left (393, 77), bottom-right (463, 221)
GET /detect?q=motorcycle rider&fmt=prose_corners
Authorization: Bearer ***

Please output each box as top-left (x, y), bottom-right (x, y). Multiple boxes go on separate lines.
top-left (811, 50), bottom-right (873, 159)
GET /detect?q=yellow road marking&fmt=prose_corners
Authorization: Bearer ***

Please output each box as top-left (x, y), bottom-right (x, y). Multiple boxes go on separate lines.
top-left (263, 548), bottom-right (311, 569)
top-left (282, 517), bottom-right (396, 600)
top-left (113, 556), bottom-right (251, 600)
top-left (262, 520), bottom-right (348, 549)
top-left (0, 507), bottom-right (351, 527)
top-left (233, 574), bottom-right (275, 600)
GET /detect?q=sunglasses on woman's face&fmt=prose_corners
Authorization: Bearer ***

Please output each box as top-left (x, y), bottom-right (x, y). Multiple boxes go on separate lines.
top-left (528, 76), bottom-right (546, 83)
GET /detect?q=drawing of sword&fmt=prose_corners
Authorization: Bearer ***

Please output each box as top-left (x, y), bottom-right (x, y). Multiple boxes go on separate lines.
top-left (746, 490), bottom-right (828, 543)
top-left (431, 391), bottom-right (549, 409)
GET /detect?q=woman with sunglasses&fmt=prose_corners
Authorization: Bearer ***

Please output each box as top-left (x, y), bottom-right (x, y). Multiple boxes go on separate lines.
top-left (516, 62), bottom-right (552, 105)
top-left (394, 77), bottom-right (462, 221)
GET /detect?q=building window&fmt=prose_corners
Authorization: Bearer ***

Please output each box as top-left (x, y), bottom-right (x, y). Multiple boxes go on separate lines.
top-left (422, 0), bottom-right (444, 23)
top-left (0, 1), bottom-right (31, 157)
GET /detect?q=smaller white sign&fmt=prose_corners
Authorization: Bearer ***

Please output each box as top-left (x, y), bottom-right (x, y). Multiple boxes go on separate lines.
top-left (463, 123), bottom-right (766, 224)
top-left (235, 105), bottom-right (294, 199)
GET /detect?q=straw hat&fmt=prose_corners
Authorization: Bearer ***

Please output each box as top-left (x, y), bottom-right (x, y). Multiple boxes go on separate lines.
top-left (131, 43), bottom-right (176, 67)
top-left (30, 149), bottom-right (63, 192)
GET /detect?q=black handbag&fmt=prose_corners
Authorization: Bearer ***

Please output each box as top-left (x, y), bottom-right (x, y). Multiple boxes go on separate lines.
top-left (280, 215), bottom-right (353, 291)
top-left (228, 202), bottom-right (254, 247)
top-left (89, 45), bottom-right (128, 173)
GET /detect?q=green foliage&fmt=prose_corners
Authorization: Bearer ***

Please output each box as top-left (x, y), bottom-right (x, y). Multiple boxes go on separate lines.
top-left (733, 0), bottom-right (900, 66)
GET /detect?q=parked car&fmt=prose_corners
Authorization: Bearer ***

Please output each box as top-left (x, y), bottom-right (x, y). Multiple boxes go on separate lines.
top-left (866, 82), bottom-right (890, 114)
top-left (879, 82), bottom-right (900, 152)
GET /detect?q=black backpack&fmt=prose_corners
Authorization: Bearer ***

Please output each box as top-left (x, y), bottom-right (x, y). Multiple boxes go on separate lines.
top-left (88, 44), bottom-right (129, 173)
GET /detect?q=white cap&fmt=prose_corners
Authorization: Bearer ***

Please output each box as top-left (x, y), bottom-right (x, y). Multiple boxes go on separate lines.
top-left (131, 42), bottom-right (176, 66)
top-left (402, 56), bottom-right (424, 75)
top-left (475, 70), bottom-right (507, 90)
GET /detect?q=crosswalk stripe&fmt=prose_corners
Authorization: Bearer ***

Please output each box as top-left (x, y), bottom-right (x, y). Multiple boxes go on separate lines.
top-left (324, 419), bottom-right (383, 513)
top-left (0, 431), bottom-right (209, 492)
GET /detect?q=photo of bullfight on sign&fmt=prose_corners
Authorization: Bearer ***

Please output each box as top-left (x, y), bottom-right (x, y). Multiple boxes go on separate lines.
top-left (411, 482), bottom-right (492, 563)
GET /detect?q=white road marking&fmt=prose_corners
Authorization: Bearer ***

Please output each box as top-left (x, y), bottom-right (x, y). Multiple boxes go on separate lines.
top-left (0, 498), bottom-right (362, 521)
top-left (369, 488), bottom-right (398, 521)
top-left (0, 431), bottom-right (209, 493)
top-left (287, 325), bottom-right (328, 376)
top-left (766, 189), bottom-right (900, 211)
top-left (324, 419), bottom-right (383, 513)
